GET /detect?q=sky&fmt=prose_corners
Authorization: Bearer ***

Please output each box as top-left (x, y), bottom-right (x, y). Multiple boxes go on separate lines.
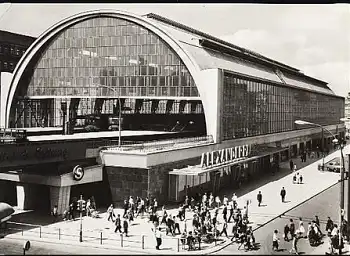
top-left (0, 3), bottom-right (349, 97)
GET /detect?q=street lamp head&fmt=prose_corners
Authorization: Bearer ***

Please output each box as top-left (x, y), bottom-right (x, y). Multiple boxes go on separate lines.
top-left (295, 120), bottom-right (314, 125)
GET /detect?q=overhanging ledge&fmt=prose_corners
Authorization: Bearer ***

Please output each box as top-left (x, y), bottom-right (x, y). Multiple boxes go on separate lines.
top-left (0, 165), bottom-right (103, 187)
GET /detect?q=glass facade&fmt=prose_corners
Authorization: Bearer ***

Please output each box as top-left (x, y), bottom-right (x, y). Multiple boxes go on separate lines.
top-left (26, 17), bottom-right (197, 98)
top-left (11, 16), bottom-right (201, 128)
top-left (222, 72), bottom-right (345, 140)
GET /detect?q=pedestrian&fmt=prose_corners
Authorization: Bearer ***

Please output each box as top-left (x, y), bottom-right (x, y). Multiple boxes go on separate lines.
top-left (215, 196), bottom-right (221, 208)
top-left (227, 200), bottom-right (234, 222)
top-left (173, 216), bottom-right (181, 235)
top-left (293, 174), bottom-right (297, 184)
top-left (86, 199), bottom-right (91, 217)
top-left (123, 218), bottom-right (129, 237)
top-left (289, 219), bottom-right (295, 239)
top-left (272, 229), bottom-right (280, 251)
top-left (298, 222), bottom-right (306, 238)
top-left (315, 215), bottom-right (320, 228)
top-left (154, 227), bottom-right (162, 250)
top-left (293, 164), bottom-right (297, 172)
top-left (223, 195), bottom-right (229, 206)
top-left (290, 159), bottom-right (294, 171)
top-left (257, 191), bottom-right (262, 207)
top-left (232, 193), bottom-right (238, 206)
top-left (69, 202), bottom-right (75, 221)
top-left (107, 204), bottom-right (115, 222)
top-left (326, 217), bottom-right (334, 233)
top-left (222, 204), bottom-right (228, 222)
top-left (280, 187), bottom-right (286, 203)
top-left (284, 224), bottom-right (290, 241)
top-left (123, 200), bottom-right (129, 218)
top-left (51, 205), bottom-right (58, 222)
top-left (299, 174), bottom-right (303, 184)
top-left (114, 214), bottom-right (122, 233)
top-left (289, 232), bottom-right (300, 255)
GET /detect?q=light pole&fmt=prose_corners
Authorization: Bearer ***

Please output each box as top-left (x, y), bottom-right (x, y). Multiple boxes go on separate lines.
top-left (295, 120), bottom-right (345, 254)
top-left (98, 84), bottom-right (122, 147)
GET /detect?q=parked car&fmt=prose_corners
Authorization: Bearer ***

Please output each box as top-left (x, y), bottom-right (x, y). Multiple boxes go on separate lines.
top-left (324, 157), bottom-right (341, 172)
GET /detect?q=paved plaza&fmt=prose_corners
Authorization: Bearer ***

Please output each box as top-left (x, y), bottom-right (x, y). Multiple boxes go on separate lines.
top-left (3, 144), bottom-right (350, 254)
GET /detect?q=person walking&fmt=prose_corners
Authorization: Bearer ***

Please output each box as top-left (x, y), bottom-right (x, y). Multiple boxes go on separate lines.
top-left (154, 227), bottom-right (162, 250)
top-left (289, 159), bottom-right (294, 172)
top-left (284, 224), bottom-right (290, 241)
top-left (326, 217), bottom-right (334, 233)
top-left (257, 191), bottom-right (262, 207)
top-left (220, 220), bottom-right (229, 238)
top-left (114, 214), bottom-right (122, 233)
top-left (123, 218), bottom-right (129, 237)
top-left (289, 219), bottom-right (296, 240)
top-left (272, 229), bottom-right (280, 251)
top-left (289, 233), bottom-right (300, 255)
top-left (299, 174), bottom-right (303, 184)
top-left (280, 187), bottom-right (286, 203)
top-left (107, 204), bottom-right (115, 222)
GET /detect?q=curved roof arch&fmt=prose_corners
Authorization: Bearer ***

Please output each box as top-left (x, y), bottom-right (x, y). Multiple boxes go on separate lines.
top-left (5, 9), bottom-right (204, 127)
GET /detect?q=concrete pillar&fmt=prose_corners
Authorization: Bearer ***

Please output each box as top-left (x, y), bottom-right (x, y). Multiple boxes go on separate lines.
top-left (16, 183), bottom-right (37, 210)
top-left (50, 186), bottom-right (71, 215)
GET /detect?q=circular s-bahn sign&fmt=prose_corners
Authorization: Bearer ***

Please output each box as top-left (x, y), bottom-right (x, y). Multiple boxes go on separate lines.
top-left (72, 165), bottom-right (84, 181)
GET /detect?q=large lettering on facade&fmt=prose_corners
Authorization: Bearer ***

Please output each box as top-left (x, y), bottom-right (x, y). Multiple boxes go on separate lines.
top-left (200, 145), bottom-right (250, 169)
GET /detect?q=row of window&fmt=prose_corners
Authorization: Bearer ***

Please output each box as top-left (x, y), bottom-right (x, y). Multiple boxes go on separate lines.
top-left (222, 73), bottom-right (344, 140)
top-left (26, 16), bottom-right (197, 98)
top-left (53, 33), bottom-right (161, 49)
top-left (27, 86), bottom-right (198, 97)
top-left (0, 43), bottom-right (26, 57)
top-left (0, 60), bottom-right (15, 72)
top-left (12, 98), bottom-right (204, 128)
top-left (34, 64), bottom-right (186, 77)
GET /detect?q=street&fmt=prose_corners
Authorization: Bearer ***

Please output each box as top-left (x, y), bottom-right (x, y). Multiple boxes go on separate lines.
top-left (216, 181), bottom-right (348, 255)
top-left (0, 236), bottom-right (145, 255)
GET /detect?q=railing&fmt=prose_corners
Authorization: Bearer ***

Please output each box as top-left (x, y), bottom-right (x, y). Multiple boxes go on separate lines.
top-left (102, 135), bottom-right (214, 153)
top-left (2, 221), bottom-right (223, 252)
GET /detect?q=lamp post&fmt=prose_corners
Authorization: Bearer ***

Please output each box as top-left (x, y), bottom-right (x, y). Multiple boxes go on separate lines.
top-left (98, 85), bottom-right (122, 147)
top-left (295, 120), bottom-right (345, 254)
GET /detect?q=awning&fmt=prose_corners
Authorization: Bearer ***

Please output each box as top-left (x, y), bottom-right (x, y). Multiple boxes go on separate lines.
top-left (169, 146), bottom-right (288, 176)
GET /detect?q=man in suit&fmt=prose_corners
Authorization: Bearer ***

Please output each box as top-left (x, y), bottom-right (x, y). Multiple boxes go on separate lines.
top-left (280, 187), bottom-right (286, 203)
top-left (257, 191), bottom-right (263, 207)
top-left (114, 214), bottom-right (122, 233)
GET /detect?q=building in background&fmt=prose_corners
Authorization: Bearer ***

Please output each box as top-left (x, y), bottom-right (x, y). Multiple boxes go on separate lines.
top-left (345, 92), bottom-right (350, 134)
top-left (0, 30), bottom-right (36, 73)
top-left (0, 10), bottom-right (345, 214)
top-left (0, 30), bottom-right (36, 128)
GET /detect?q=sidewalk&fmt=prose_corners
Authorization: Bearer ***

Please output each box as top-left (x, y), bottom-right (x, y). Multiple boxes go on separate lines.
top-left (5, 145), bottom-right (350, 254)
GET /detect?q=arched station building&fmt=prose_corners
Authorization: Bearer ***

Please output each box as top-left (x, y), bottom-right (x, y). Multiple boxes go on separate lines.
top-left (0, 10), bottom-right (345, 214)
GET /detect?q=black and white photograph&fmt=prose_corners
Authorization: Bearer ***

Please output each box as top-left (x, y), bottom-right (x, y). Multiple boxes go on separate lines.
top-left (0, 2), bottom-right (349, 255)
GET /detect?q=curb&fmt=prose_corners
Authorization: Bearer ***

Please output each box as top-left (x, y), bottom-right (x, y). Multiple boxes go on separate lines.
top-left (208, 178), bottom-right (340, 254)
top-left (4, 232), bottom-right (230, 255)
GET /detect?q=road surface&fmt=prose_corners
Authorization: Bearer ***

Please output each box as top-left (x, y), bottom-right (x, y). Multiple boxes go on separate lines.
top-left (216, 181), bottom-right (347, 255)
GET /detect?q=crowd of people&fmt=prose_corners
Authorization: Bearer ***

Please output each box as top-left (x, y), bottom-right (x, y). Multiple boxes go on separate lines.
top-left (272, 215), bottom-right (349, 255)
top-left (95, 192), bottom-right (257, 251)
